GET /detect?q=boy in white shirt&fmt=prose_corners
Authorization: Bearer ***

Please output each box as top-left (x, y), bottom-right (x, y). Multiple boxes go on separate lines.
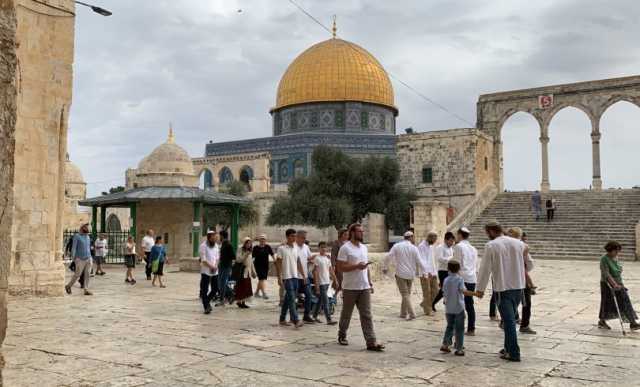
top-left (312, 242), bottom-right (338, 325)
top-left (453, 226), bottom-right (478, 335)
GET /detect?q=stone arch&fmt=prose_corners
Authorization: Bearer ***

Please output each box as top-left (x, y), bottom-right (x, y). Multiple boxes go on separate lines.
top-left (197, 167), bottom-right (214, 190)
top-left (106, 214), bottom-right (121, 232)
top-left (239, 165), bottom-right (253, 191)
top-left (496, 109), bottom-right (542, 138)
top-left (598, 100), bottom-right (640, 188)
top-left (218, 166), bottom-right (233, 185)
top-left (598, 96), bottom-right (640, 122)
top-left (544, 103), bottom-right (596, 132)
top-left (500, 111), bottom-right (543, 190)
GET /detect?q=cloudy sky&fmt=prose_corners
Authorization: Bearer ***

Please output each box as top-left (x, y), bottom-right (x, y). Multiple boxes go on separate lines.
top-left (68, 0), bottom-right (640, 196)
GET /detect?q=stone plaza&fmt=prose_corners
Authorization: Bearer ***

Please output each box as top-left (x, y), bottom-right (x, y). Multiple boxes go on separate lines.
top-left (3, 259), bottom-right (639, 386)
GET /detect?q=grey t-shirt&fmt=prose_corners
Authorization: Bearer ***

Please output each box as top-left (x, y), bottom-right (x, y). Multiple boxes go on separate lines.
top-left (443, 273), bottom-right (466, 315)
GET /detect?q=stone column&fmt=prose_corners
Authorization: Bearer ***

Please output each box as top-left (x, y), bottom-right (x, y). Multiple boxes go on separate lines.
top-left (591, 121), bottom-right (603, 191)
top-left (540, 135), bottom-right (550, 193)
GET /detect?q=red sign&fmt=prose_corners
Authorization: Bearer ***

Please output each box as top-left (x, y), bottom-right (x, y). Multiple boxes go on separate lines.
top-left (538, 94), bottom-right (554, 109)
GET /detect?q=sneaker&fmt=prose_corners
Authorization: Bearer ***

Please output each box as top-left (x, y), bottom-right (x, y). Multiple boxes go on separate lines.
top-left (204, 306), bottom-right (212, 315)
top-left (294, 320), bottom-right (304, 329)
top-left (520, 326), bottom-right (537, 334)
top-left (440, 345), bottom-right (451, 353)
top-left (65, 285), bottom-right (72, 295)
top-left (598, 320), bottom-right (611, 330)
top-left (465, 330), bottom-right (475, 336)
top-left (84, 290), bottom-right (93, 296)
top-left (303, 317), bottom-right (315, 324)
top-left (279, 320), bottom-right (291, 327)
top-left (454, 350), bottom-right (465, 356)
top-left (125, 279), bottom-right (131, 283)
top-left (500, 353), bottom-right (520, 362)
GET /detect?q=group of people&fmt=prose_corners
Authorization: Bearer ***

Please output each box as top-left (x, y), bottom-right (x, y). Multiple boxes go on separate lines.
top-left (65, 218), bottom-right (640, 359)
top-left (530, 191), bottom-right (557, 222)
top-left (384, 223), bottom-right (535, 360)
top-left (65, 225), bottom-right (169, 295)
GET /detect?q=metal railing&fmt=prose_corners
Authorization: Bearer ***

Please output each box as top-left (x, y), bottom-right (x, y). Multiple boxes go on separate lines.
top-left (63, 229), bottom-right (131, 264)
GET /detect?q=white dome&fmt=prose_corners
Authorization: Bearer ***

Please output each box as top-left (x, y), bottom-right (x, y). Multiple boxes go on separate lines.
top-left (64, 155), bottom-right (85, 184)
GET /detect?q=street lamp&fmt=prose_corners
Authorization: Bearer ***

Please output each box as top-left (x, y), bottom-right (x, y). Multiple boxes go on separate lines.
top-left (75, 1), bottom-right (112, 16)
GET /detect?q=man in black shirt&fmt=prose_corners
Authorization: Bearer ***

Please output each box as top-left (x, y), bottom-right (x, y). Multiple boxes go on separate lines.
top-left (216, 230), bottom-right (236, 306)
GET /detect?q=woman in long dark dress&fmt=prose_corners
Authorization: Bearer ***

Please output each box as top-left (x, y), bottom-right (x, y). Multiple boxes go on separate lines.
top-left (234, 237), bottom-right (256, 309)
top-left (598, 241), bottom-right (640, 330)
top-left (252, 234), bottom-right (274, 299)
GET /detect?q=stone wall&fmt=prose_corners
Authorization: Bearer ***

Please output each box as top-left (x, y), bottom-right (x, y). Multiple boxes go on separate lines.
top-left (8, 0), bottom-right (75, 296)
top-left (397, 128), bottom-right (494, 218)
top-left (410, 199), bottom-right (448, 242)
top-left (192, 152), bottom-right (271, 193)
top-left (136, 201), bottom-right (193, 260)
top-left (362, 213), bottom-right (387, 252)
top-left (0, 0), bottom-right (19, 349)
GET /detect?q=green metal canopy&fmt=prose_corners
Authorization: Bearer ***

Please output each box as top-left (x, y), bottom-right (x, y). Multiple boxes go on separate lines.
top-left (79, 186), bottom-right (250, 256)
top-left (79, 186), bottom-right (250, 207)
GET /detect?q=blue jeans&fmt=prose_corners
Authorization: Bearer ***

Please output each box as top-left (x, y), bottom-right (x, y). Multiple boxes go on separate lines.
top-left (464, 282), bottom-right (476, 332)
top-left (498, 289), bottom-right (522, 360)
top-left (217, 267), bottom-right (232, 303)
top-left (280, 278), bottom-right (299, 322)
top-left (443, 311), bottom-right (465, 351)
top-left (299, 278), bottom-right (313, 319)
top-left (313, 284), bottom-right (331, 320)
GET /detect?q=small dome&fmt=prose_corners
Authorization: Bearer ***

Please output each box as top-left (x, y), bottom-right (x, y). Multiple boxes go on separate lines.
top-left (137, 127), bottom-right (195, 177)
top-left (274, 37), bottom-right (396, 112)
top-left (65, 155), bottom-right (85, 184)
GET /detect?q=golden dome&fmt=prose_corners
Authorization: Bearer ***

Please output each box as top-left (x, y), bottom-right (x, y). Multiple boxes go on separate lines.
top-left (274, 38), bottom-right (396, 112)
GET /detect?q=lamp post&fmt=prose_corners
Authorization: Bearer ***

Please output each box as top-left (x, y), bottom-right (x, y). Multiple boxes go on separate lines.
top-left (75, 1), bottom-right (112, 16)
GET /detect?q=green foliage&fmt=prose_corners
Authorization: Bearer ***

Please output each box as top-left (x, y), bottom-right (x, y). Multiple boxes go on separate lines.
top-left (204, 181), bottom-right (258, 231)
top-left (101, 186), bottom-right (125, 196)
top-left (266, 146), bottom-right (414, 232)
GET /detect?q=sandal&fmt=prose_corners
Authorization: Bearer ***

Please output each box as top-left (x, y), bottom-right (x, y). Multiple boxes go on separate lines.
top-left (338, 336), bottom-right (349, 346)
top-left (366, 343), bottom-right (385, 352)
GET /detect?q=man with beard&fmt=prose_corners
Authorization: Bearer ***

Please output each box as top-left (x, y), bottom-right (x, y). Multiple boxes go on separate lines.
top-left (199, 230), bottom-right (220, 314)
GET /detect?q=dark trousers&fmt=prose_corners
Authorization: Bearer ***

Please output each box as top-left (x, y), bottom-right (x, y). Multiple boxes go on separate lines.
top-left (443, 311), bottom-right (465, 351)
top-left (546, 208), bottom-right (555, 221)
top-left (521, 287), bottom-right (532, 328)
top-left (464, 282), bottom-right (476, 332)
top-left (144, 251), bottom-right (152, 279)
top-left (432, 270), bottom-right (449, 308)
top-left (313, 284), bottom-right (331, 320)
top-left (200, 274), bottom-right (218, 311)
top-left (489, 291), bottom-right (498, 317)
top-left (280, 278), bottom-right (299, 322)
top-left (497, 289), bottom-right (522, 360)
top-left (217, 267), bottom-right (232, 302)
top-left (299, 278), bottom-right (313, 319)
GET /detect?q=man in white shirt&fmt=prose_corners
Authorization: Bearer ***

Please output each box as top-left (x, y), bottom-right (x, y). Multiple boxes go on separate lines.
top-left (476, 221), bottom-right (527, 362)
top-left (141, 229), bottom-right (155, 280)
top-left (383, 231), bottom-right (421, 320)
top-left (453, 227), bottom-right (478, 335)
top-left (199, 230), bottom-right (220, 315)
top-left (337, 224), bottom-right (384, 351)
top-left (276, 229), bottom-right (305, 328)
top-left (431, 232), bottom-right (455, 311)
top-left (296, 230), bottom-right (315, 324)
top-left (417, 231), bottom-right (439, 316)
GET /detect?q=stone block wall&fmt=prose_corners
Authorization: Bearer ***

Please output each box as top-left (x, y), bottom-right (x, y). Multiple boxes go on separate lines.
top-left (7, 0), bottom-right (75, 296)
top-left (136, 201), bottom-right (193, 260)
top-left (410, 199), bottom-right (448, 242)
top-left (397, 128), bottom-right (495, 219)
top-left (192, 152), bottom-right (271, 193)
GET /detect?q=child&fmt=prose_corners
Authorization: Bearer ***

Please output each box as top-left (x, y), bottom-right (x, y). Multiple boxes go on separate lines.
top-left (440, 261), bottom-right (476, 356)
top-left (124, 236), bottom-right (137, 285)
top-left (150, 236), bottom-right (167, 288)
top-left (312, 242), bottom-right (338, 325)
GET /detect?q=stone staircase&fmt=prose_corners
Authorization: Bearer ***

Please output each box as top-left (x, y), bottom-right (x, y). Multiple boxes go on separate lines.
top-left (466, 189), bottom-right (640, 260)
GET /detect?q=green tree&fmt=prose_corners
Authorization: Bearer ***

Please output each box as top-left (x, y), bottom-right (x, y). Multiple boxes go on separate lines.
top-left (203, 180), bottom-right (258, 232)
top-left (101, 185), bottom-right (125, 196)
top-left (266, 146), bottom-right (414, 232)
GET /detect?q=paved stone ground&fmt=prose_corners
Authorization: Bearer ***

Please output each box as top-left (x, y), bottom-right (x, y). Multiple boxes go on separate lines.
top-left (2, 260), bottom-right (640, 386)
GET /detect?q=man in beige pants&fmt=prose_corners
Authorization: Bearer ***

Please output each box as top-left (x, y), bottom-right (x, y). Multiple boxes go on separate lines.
top-left (417, 232), bottom-right (439, 316)
top-left (383, 231), bottom-right (421, 320)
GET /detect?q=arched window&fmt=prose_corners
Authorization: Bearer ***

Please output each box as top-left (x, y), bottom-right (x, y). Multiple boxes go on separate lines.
top-left (199, 169), bottom-right (214, 190)
top-left (219, 167), bottom-right (233, 185)
top-left (240, 166), bottom-right (253, 191)
top-left (106, 214), bottom-right (121, 232)
top-left (294, 159), bottom-right (305, 178)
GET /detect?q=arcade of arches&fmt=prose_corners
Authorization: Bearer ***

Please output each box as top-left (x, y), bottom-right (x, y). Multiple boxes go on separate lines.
top-left (477, 75), bottom-right (640, 192)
